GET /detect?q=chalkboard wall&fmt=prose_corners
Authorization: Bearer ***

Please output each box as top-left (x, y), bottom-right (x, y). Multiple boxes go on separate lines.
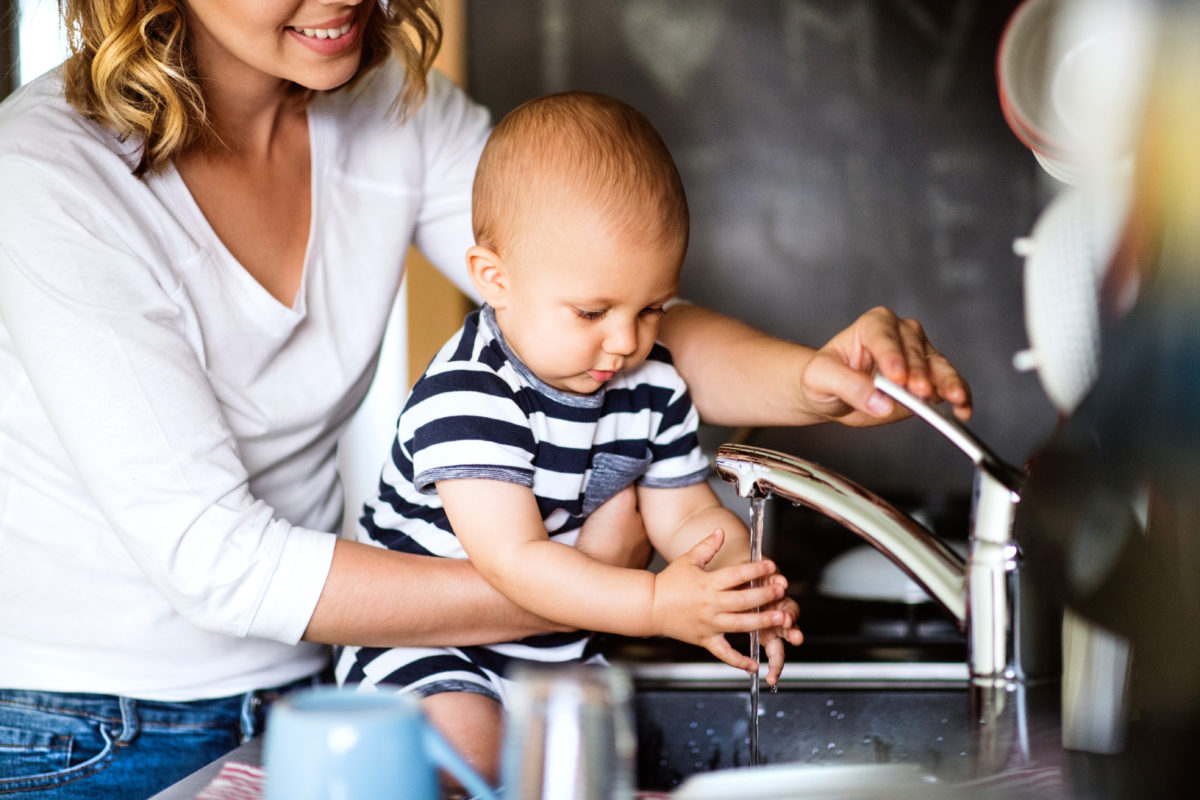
top-left (467, 0), bottom-right (1059, 499)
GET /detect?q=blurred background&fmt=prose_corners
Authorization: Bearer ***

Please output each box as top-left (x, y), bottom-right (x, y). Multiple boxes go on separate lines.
top-left (1, 0), bottom-right (1059, 505)
top-left (463, 0), bottom-right (1058, 502)
top-left (9, 1), bottom-right (1200, 791)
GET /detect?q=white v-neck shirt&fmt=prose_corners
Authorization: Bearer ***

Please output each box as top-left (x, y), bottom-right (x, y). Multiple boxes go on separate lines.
top-left (0, 62), bottom-right (488, 700)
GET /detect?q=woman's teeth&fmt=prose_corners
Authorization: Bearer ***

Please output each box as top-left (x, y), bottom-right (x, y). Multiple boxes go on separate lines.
top-left (295, 22), bottom-right (353, 40)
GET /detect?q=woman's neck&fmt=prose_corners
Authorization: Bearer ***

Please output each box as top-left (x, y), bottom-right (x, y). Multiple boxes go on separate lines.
top-left (201, 74), bottom-right (308, 162)
top-left (173, 78), bottom-right (313, 308)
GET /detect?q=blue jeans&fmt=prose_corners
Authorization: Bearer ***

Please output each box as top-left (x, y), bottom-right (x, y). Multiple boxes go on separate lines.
top-left (0, 675), bottom-right (322, 799)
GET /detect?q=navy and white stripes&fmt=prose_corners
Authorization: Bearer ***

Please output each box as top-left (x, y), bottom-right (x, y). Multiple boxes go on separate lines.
top-left (362, 305), bottom-right (709, 560)
top-left (337, 305), bottom-right (708, 698)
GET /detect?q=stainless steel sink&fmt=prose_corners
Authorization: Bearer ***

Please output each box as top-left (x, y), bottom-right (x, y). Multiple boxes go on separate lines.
top-left (616, 657), bottom-right (973, 791)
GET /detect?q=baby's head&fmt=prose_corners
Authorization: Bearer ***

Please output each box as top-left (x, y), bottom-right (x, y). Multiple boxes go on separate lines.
top-left (472, 91), bottom-right (689, 266)
top-left (467, 92), bottom-right (690, 395)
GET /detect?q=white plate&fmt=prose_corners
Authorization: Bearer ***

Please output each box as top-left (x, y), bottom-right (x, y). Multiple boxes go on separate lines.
top-left (817, 543), bottom-right (967, 604)
top-left (670, 763), bottom-right (948, 800)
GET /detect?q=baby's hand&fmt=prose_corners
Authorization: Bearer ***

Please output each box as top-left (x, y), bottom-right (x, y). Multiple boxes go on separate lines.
top-left (758, 589), bottom-right (803, 686)
top-left (651, 528), bottom-right (791, 674)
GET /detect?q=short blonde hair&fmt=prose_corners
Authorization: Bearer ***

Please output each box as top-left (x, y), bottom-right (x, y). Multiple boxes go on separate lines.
top-left (472, 91), bottom-right (689, 262)
top-left (59, 0), bottom-right (441, 176)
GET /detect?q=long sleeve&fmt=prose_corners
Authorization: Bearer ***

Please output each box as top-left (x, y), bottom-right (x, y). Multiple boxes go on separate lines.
top-left (0, 132), bottom-right (337, 655)
top-left (0, 64), bottom-right (487, 699)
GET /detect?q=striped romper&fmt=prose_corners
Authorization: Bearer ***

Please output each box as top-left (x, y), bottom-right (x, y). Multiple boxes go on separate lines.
top-left (333, 305), bottom-right (710, 705)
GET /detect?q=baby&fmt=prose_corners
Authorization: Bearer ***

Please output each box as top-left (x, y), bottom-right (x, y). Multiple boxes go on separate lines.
top-left (335, 91), bottom-right (802, 781)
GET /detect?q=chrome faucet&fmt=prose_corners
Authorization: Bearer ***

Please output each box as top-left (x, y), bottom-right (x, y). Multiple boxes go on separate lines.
top-left (715, 375), bottom-right (1055, 717)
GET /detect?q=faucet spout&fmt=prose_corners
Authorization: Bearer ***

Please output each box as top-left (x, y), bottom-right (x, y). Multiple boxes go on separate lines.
top-left (715, 444), bottom-right (968, 628)
top-left (715, 378), bottom-right (1060, 744)
top-left (716, 439), bottom-right (1047, 696)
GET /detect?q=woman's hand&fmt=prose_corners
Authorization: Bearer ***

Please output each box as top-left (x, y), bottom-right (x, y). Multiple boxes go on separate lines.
top-left (799, 306), bottom-right (973, 426)
top-left (658, 303), bottom-right (972, 428)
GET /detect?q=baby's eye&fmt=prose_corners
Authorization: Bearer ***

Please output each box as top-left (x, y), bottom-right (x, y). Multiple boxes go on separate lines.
top-left (574, 308), bottom-right (606, 321)
top-left (641, 306), bottom-right (667, 317)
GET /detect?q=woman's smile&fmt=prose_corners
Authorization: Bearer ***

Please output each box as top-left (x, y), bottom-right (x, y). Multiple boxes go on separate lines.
top-left (286, 14), bottom-right (359, 56)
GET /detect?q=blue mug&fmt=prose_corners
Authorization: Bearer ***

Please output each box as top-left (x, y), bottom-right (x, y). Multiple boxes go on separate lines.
top-left (263, 687), bottom-right (497, 800)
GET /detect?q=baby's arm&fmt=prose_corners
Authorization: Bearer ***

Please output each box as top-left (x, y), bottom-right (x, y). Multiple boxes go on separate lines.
top-left (637, 482), bottom-right (752, 568)
top-left (436, 478), bottom-right (787, 672)
top-left (638, 481), bottom-right (804, 683)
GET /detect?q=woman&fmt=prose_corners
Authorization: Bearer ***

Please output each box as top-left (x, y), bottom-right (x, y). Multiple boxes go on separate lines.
top-left (0, 2), bottom-right (970, 797)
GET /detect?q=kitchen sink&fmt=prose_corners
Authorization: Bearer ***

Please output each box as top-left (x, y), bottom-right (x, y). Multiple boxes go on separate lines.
top-left (597, 634), bottom-right (1064, 796)
top-left (617, 656), bottom-right (972, 792)
top-left (600, 485), bottom-right (1070, 795)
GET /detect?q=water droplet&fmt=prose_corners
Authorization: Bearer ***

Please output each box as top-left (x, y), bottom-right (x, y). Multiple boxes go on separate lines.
top-left (812, 747), bottom-right (820, 755)
top-left (829, 710), bottom-right (837, 718)
top-left (770, 684), bottom-right (778, 694)
top-left (775, 710), bottom-right (784, 718)
top-left (837, 713), bottom-right (845, 720)
top-left (689, 721), bottom-right (699, 729)
top-left (827, 742), bottom-right (836, 749)
top-left (936, 736), bottom-right (944, 743)
top-left (687, 740), bottom-right (696, 748)
top-left (694, 761), bottom-right (703, 769)
top-left (836, 750), bottom-right (845, 757)
top-left (706, 728), bottom-right (714, 736)
top-left (825, 699), bottom-right (835, 707)
top-left (940, 718), bottom-right (948, 724)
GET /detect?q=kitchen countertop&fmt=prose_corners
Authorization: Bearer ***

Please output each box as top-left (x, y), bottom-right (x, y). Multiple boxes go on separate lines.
top-left (149, 737), bottom-right (262, 800)
top-left (148, 673), bottom-right (1199, 800)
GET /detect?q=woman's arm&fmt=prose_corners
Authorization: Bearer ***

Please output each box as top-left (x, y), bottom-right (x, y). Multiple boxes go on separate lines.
top-left (303, 483), bottom-right (652, 647)
top-left (303, 539), bottom-right (565, 646)
top-left (657, 302), bottom-right (972, 427)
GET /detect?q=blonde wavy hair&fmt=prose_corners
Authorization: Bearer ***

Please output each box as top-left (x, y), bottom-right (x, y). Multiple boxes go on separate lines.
top-left (59, 1), bottom-right (442, 176)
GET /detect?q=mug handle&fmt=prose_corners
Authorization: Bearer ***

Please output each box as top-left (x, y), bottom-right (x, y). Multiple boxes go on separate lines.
top-left (421, 723), bottom-right (499, 800)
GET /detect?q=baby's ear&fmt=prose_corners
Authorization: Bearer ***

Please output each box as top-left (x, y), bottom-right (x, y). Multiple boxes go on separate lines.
top-left (465, 245), bottom-right (510, 308)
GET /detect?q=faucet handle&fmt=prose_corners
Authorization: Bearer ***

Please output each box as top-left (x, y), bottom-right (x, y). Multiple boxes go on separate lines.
top-left (873, 375), bottom-right (1023, 494)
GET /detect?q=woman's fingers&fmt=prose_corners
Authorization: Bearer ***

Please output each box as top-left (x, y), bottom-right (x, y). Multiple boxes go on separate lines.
top-left (802, 306), bottom-right (973, 425)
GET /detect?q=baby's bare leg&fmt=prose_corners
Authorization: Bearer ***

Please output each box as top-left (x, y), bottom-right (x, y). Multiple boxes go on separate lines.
top-left (421, 691), bottom-right (505, 789)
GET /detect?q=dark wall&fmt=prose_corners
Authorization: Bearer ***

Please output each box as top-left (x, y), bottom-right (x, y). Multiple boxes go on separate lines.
top-left (1, 0), bottom-right (17, 99)
top-left (467, 0), bottom-right (1059, 499)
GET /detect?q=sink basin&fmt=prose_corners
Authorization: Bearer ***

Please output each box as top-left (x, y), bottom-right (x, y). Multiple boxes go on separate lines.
top-left (621, 659), bottom-right (971, 791)
top-left (613, 652), bottom-right (1068, 796)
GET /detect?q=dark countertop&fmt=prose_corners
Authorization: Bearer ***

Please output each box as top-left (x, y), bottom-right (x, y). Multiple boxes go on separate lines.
top-left (599, 632), bottom-right (1200, 800)
top-left (150, 655), bottom-right (1200, 799)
